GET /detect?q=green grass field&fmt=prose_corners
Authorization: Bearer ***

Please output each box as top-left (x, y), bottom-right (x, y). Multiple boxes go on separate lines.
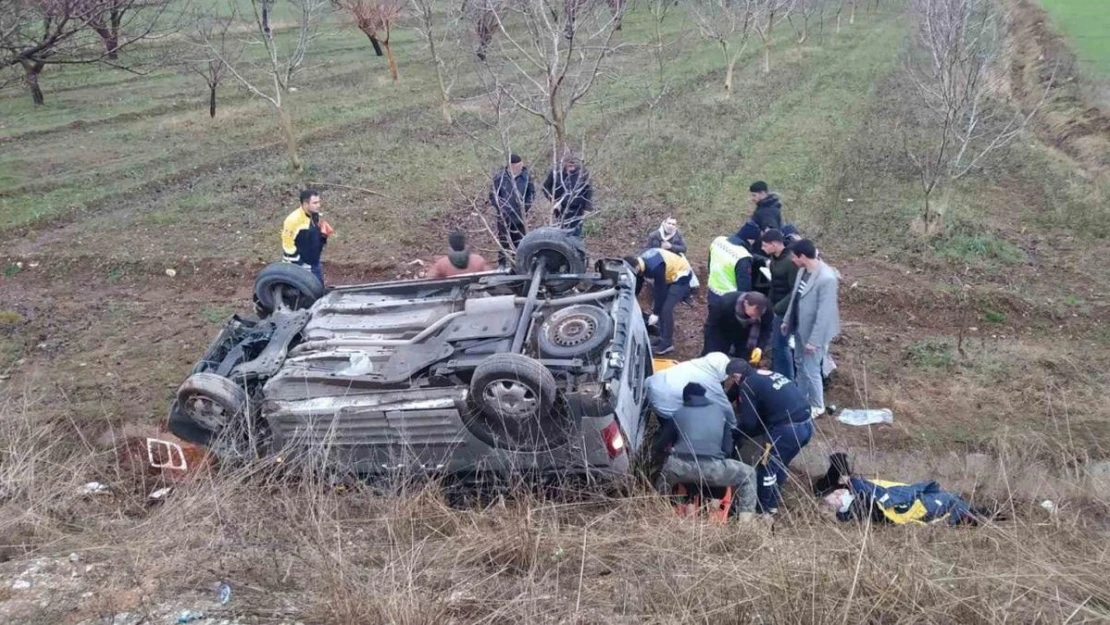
top-left (1040, 0), bottom-right (1110, 77)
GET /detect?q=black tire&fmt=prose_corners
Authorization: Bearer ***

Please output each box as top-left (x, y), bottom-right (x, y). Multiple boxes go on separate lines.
top-left (514, 227), bottom-right (587, 276)
top-left (537, 305), bottom-right (613, 360)
top-left (175, 372), bottom-right (248, 433)
top-left (467, 353), bottom-right (569, 451)
top-left (254, 262), bottom-right (324, 316)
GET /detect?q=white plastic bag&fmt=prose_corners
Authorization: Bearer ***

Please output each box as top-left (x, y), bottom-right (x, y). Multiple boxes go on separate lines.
top-left (837, 408), bottom-right (893, 426)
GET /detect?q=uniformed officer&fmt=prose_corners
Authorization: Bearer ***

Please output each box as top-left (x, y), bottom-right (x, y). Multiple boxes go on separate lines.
top-left (725, 360), bottom-right (814, 515)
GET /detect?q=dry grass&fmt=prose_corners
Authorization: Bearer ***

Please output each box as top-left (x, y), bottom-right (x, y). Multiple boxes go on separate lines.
top-left (2, 396), bottom-right (1110, 625)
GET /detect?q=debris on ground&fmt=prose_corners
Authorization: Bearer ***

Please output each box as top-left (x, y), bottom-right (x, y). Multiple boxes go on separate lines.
top-left (836, 408), bottom-right (893, 426)
top-left (148, 487), bottom-right (173, 502)
top-left (217, 582), bottom-right (232, 605)
top-left (176, 610), bottom-right (205, 623)
top-left (79, 482), bottom-right (110, 495)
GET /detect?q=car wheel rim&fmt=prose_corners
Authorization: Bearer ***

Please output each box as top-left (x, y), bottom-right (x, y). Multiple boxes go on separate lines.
top-left (483, 379), bottom-right (538, 419)
top-left (184, 393), bottom-right (231, 431)
top-left (549, 313), bottom-right (597, 347)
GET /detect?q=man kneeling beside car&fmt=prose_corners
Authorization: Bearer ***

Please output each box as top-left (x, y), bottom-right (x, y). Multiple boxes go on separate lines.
top-left (653, 382), bottom-right (757, 516)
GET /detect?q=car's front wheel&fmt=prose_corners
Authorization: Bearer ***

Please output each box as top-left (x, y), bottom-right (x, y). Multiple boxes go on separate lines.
top-left (466, 353), bottom-right (571, 451)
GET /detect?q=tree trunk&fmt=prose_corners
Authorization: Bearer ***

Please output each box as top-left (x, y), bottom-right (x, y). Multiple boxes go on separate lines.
top-left (798, 19), bottom-right (809, 44)
top-left (276, 106), bottom-right (303, 172)
top-left (439, 98), bottom-right (452, 124)
top-left (849, 1), bottom-right (856, 24)
top-left (105, 35), bottom-right (119, 60)
top-left (209, 85), bottom-right (217, 118)
top-left (383, 40), bottom-right (399, 81)
top-left (366, 33), bottom-right (384, 56)
top-left (762, 42), bottom-right (771, 73)
top-left (552, 105), bottom-right (567, 155)
top-left (22, 61), bottom-right (44, 105)
top-left (721, 42), bottom-right (733, 98)
top-left (93, 27), bottom-right (120, 60)
top-left (427, 38), bottom-right (452, 124)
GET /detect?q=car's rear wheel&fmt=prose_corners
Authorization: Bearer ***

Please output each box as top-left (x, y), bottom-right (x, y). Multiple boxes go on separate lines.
top-left (537, 304), bottom-right (613, 360)
top-left (467, 353), bottom-right (570, 451)
top-left (253, 262), bottom-right (324, 316)
top-left (514, 227), bottom-right (587, 293)
top-left (176, 372), bottom-right (247, 432)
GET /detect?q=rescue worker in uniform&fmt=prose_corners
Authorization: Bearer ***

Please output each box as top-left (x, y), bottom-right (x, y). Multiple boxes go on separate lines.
top-left (705, 224), bottom-right (756, 310)
top-left (282, 188), bottom-right (333, 284)
top-left (726, 360), bottom-right (814, 515)
top-left (701, 291), bottom-right (768, 358)
top-left (653, 382), bottom-right (757, 516)
top-left (625, 248), bottom-right (692, 355)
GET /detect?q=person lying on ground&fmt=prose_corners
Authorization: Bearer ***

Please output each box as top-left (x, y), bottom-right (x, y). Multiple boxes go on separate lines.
top-left (702, 291), bottom-right (769, 359)
top-left (813, 454), bottom-right (990, 526)
top-left (653, 382), bottom-right (757, 517)
top-left (427, 231), bottom-right (491, 279)
top-left (625, 248), bottom-right (693, 355)
top-left (725, 360), bottom-right (814, 515)
top-left (646, 217), bottom-right (687, 254)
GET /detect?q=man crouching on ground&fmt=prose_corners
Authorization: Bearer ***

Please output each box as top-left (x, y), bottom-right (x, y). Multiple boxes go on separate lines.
top-left (653, 382), bottom-right (757, 517)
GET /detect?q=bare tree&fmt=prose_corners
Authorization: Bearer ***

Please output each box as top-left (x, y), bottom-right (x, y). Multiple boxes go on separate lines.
top-left (204, 0), bottom-right (327, 170)
top-left (480, 0), bottom-right (627, 154)
top-left (692, 0), bottom-right (755, 98)
top-left (338, 0), bottom-right (403, 81)
top-left (1, 0), bottom-right (172, 104)
top-left (789, 0), bottom-right (826, 45)
top-left (643, 0), bottom-right (673, 136)
top-left (181, 5), bottom-right (244, 118)
top-left (85, 0), bottom-right (167, 59)
top-left (409, 0), bottom-right (461, 120)
top-left (752, 0), bottom-right (794, 74)
top-left (902, 0), bottom-right (1051, 232)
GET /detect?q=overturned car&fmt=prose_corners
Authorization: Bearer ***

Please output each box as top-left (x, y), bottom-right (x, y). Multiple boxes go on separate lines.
top-left (168, 228), bottom-right (655, 481)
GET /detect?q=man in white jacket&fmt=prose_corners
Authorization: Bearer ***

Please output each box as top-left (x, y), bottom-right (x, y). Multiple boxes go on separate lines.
top-left (645, 352), bottom-right (735, 423)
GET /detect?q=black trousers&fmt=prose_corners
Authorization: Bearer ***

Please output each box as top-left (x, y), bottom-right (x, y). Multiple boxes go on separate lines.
top-left (497, 219), bottom-right (526, 268)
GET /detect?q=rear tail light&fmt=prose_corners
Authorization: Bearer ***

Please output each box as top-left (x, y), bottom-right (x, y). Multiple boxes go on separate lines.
top-left (601, 421), bottom-right (625, 459)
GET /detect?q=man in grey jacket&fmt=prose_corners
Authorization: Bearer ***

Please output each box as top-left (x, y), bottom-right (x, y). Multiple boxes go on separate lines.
top-left (781, 239), bottom-right (839, 417)
top-left (653, 382), bottom-right (757, 515)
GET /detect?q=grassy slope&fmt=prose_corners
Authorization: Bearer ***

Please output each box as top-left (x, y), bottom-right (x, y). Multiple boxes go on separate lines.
top-left (0, 4), bottom-right (1109, 622)
top-left (1039, 0), bottom-right (1110, 77)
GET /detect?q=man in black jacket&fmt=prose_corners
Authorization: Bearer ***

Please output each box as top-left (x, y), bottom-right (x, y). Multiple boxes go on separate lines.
top-left (760, 229), bottom-right (800, 379)
top-left (726, 360), bottom-right (814, 515)
top-left (748, 181), bottom-right (783, 232)
top-left (543, 155), bottom-right (593, 238)
top-left (653, 382), bottom-right (757, 515)
top-left (489, 153), bottom-right (535, 268)
top-left (701, 291), bottom-right (768, 358)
